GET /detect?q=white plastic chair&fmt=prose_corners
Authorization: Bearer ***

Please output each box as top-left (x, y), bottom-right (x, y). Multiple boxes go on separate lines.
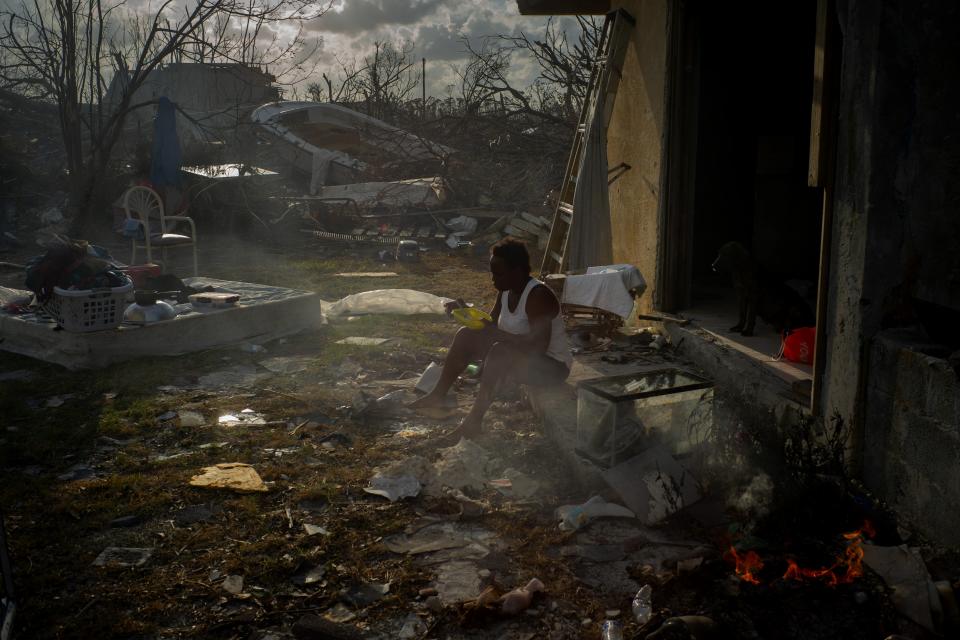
top-left (123, 185), bottom-right (198, 276)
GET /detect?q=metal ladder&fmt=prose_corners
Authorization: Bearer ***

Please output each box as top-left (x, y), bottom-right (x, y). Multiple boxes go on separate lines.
top-left (540, 8), bottom-right (635, 276)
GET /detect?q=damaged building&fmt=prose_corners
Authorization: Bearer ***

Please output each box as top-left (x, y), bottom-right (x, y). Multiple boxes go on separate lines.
top-left (2, 1), bottom-right (959, 638)
top-left (520, 0), bottom-right (960, 546)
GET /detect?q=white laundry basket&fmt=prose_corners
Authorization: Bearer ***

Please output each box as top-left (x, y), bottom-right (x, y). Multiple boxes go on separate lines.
top-left (43, 281), bottom-right (134, 332)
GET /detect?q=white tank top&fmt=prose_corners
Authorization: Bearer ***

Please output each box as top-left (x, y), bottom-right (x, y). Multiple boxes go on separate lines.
top-left (498, 278), bottom-right (573, 368)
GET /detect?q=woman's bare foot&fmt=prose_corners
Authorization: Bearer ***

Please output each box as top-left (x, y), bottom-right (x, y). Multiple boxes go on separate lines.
top-left (439, 411), bottom-right (483, 444)
top-left (408, 390), bottom-right (449, 409)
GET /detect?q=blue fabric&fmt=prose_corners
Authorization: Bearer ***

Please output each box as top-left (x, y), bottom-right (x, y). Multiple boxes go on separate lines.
top-left (150, 96), bottom-right (182, 188)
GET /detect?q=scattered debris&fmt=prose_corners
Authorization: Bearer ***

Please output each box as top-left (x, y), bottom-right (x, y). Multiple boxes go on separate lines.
top-left (189, 463), bottom-right (268, 493)
top-left (492, 468), bottom-right (540, 499)
top-left (291, 564), bottom-right (326, 587)
top-left (631, 584), bottom-right (652, 624)
top-left (343, 581), bottom-right (390, 607)
top-left (218, 410), bottom-right (268, 426)
top-left (222, 574), bottom-right (244, 595)
top-left (364, 474), bottom-right (421, 502)
top-left (415, 362), bottom-right (442, 394)
top-left (323, 603), bottom-right (357, 624)
top-left (303, 523), bottom-right (330, 536)
top-left (325, 289), bottom-right (452, 318)
top-left (435, 560), bottom-right (482, 604)
top-left (260, 356), bottom-right (312, 375)
top-left (863, 545), bottom-right (938, 631)
top-left (500, 578), bottom-right (545, 614)
top-left (428, 438), bottom-right (494, 496)
top-left (92, 547), bottom-right (153, 568)
top-left (602, 446), bottom-right (701, 524)
top-left (335, 336), bottom-right (390, 346)
top-left (556, 496), bottom-right (635, 531)
top-left (335, 272), bottom-right (399, 278)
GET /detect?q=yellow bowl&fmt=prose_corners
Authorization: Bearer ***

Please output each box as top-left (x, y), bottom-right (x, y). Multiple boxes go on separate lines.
top-left (452, 307), bottom-right (493, 330)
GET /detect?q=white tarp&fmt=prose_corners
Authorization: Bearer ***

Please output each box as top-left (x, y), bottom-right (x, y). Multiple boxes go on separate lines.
top-left (325, 289), bottom-right (453, 318)
top-left (566, 88), bottom-right (613, 271)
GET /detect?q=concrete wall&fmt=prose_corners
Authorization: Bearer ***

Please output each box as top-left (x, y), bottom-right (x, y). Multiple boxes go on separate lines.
top-left (607, 0), bottom-right (669, 316)
top-left (821, 0), bottom-right (960, 544)
top-left (864, 332), bottom-right (960, 545)
top-left (822, 0), bottom-right (960, 467)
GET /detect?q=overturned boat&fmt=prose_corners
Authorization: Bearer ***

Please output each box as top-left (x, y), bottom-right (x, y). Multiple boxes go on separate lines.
top-left (251, 101), bottom-right (455, 197)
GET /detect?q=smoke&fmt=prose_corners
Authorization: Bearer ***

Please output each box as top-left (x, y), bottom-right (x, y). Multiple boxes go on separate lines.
top-left (729, 472), bottom-right (775, 526)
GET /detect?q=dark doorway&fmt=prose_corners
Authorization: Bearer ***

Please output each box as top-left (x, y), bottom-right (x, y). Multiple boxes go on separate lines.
top-left (661, 0), bottom-right (825, 388)
top-left (691, 1), bottom-right (821, 286)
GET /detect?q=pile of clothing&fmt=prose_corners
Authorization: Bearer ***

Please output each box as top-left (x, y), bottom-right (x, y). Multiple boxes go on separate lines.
top-left (25, 238), bottom-right (130, 303)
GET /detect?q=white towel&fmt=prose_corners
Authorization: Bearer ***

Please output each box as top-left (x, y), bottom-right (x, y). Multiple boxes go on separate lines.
top-left (561, 264), bottom-right (646, 319)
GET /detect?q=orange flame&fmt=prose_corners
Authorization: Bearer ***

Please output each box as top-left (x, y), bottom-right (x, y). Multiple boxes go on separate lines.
top-left (725, 546), bottom-right (764, 584)
top-left (782, 521), bottom-right (875, 585)
top-left (726, 521), bottom-right (875, 587)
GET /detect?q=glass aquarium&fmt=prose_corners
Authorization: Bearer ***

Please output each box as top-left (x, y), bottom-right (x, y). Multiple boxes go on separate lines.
top-left (576, 369), bottom-right (714, 468)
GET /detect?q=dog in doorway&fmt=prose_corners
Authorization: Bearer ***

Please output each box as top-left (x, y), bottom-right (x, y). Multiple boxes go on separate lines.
top-left (711, 241), bottom-right (815, 336)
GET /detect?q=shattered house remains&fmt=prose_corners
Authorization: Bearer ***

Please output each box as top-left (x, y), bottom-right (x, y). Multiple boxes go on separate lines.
top-left (0, 0), bottom-right (958, 639)
top-left (521, 0), bottom-right (960, 548)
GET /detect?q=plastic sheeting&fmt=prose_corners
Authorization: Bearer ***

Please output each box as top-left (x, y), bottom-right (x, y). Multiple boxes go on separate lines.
top-left (325, 289), bottom-right (453, 318)
top-left (150, 97), bottom-right (182, 188)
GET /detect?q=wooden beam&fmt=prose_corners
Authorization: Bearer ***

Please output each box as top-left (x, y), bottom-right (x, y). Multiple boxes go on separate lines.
top-left (516, 0), bottom-right (610, 15)
top-left (808, 0), bottom-right (838, 187)
top-left (810, 0), bottom-right (841, 415)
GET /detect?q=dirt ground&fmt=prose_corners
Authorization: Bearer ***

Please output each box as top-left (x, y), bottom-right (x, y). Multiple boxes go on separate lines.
top-left (1, 236), bottom-right (616, 639)
top-left (0, 233), bottom-right (939, 640)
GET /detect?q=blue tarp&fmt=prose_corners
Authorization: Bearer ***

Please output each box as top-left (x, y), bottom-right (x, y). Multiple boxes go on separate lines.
top-left (150, 96), bottom-right (182, 188)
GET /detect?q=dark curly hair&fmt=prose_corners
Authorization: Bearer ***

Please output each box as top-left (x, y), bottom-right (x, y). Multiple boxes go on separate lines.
top-left (490, 237), bottom-right (531, 274)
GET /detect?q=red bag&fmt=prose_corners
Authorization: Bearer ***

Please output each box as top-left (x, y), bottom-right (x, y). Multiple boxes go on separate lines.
top-left (781, 327), bottom-right (816, 364)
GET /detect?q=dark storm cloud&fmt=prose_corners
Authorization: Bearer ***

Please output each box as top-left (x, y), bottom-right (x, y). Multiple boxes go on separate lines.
top-left (317, 0), bottom-right (446, 34)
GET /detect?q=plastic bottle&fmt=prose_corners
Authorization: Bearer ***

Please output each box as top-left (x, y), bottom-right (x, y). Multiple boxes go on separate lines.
top-left (632, 584), bottom-right (652, 624)
top-left (559, 496), bottom-right (601, 531)
top-left (601, 620), bottom-right (624, 640)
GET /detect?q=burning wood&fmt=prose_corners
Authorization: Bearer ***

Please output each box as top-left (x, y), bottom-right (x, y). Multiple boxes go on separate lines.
top-left (782, 521), bottom-right (876, 586)
top-left (724, 546), bottom-right (764, 585)
top-left (726, 521), bottom-right (876, 586)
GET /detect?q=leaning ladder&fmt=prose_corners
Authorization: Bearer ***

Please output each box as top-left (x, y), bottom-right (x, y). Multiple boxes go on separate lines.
top-left (540, 8), bottom-right (635, 276)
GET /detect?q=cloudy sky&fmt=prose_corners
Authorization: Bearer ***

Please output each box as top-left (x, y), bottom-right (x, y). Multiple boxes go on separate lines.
top-left (0, 0), bottom-right (581, 98)
top-left (297, 0), bottom-right (572, 97)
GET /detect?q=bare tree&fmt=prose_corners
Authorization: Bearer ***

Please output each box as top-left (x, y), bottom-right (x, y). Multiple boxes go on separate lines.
top-left (457, 16), bottom-right (603, 127)
top-left (0, 0), bottom-right (329, 231)
top-left (353, 40), bottom-right (420, 120)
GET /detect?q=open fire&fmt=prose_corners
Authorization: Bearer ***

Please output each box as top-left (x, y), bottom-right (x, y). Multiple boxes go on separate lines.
top-left (726, 521), bottom-right (875, 586)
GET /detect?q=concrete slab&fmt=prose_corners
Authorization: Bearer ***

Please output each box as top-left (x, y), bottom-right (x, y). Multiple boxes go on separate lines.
top-left (663, 321), bottom-right (810, 420)
top-left (678, 301), bottom-right (812, 384)
top-left (0, 277), bottom-right (323, 370)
